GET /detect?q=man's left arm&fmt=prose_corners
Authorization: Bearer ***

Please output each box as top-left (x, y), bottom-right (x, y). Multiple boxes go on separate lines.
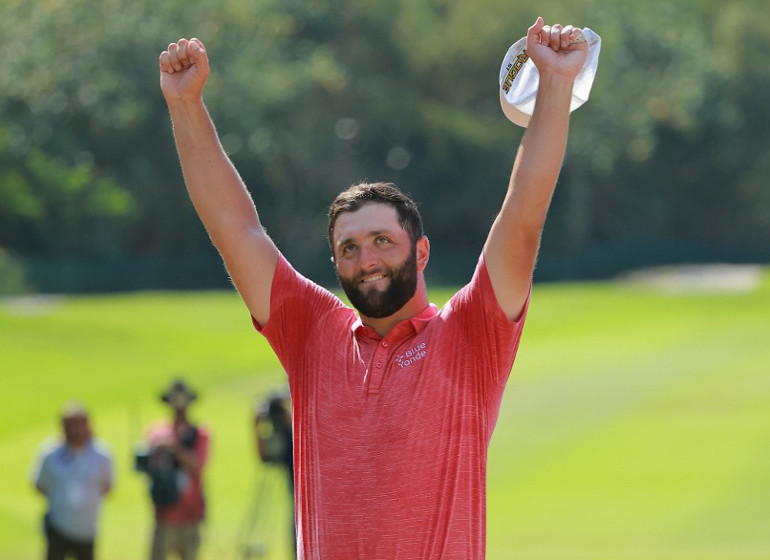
top-left (484, 17), bottom-right (588, 320)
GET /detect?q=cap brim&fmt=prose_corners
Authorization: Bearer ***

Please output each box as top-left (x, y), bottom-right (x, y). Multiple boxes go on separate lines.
top-left (500, 89), bottom-right (531, 128)
top-left (161, 390), bottom-right (197, 403)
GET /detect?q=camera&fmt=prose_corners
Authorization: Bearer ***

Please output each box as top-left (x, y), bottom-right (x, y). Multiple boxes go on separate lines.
top-left (135, 449), bottom-right (150, 473)
top-left (255, 394), bottom-right (292, 465)
top-left (133, 444), bottom-right (181, 507)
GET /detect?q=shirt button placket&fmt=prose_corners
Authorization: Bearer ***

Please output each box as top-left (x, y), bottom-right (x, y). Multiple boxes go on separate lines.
top-left (368, 340), bottom-right (390, 394)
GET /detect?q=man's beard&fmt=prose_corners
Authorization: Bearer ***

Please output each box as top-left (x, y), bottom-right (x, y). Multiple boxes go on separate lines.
top-left (337, 247), bottom-right (418, 319)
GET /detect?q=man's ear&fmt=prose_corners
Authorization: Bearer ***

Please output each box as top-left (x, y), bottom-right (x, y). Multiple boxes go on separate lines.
top-left (416, 236), bottom-right (430, 272)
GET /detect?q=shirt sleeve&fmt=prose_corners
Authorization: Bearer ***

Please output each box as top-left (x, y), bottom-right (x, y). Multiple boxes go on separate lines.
top-left (443, 254), bottom-right (530, 387)
top-left (252, 253), bottom-right (349, 376)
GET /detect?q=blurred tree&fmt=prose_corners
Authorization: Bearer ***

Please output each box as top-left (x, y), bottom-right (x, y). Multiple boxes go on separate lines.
top-left (0, 0), bottom-right (767, 290)
top-left (0, 247), bottom-right (27, 294)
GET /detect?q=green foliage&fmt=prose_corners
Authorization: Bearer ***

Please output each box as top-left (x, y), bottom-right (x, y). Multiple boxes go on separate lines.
top-left (0, 147), bottom-right (133, 255)
top-left (0, 0), bottom-right (768, 289)
top-left (0, 247), bottom-right (29, 294)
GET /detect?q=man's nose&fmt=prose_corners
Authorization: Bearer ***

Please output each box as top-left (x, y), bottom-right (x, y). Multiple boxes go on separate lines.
top-left (358, 244), bottom-right (379, 269)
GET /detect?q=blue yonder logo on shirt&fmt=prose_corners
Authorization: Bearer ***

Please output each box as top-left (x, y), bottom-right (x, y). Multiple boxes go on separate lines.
top-left (395, 342), bottom-right (428, 369)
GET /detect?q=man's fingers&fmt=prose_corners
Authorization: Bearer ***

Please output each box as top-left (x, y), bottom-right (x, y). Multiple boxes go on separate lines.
top-left (159, 50), bottom-right (174, 73)
top-left (159, 38), bottom-right (208, 75)
top-left (540, 25), bottom-right (550, 45)
top-left (527, 16), bottom-right (544, 36)
top-left (550, 24), bottom-right (563, 50)
top-left (561, 25), bottom-right (575, 48)
top-left (526, 19), bottom-right (586, 53)
top-left (167, 43), bottom-right (183, 72)
top-left (568, 27), bottom-right (586, 45)
top-left (176, 38), bottom-right (191, 67)
top-left (190, 37), bottom-right (206, 53)
top-left (538, 24), bottom-right (565, 49)
top-left (527, 16), bottom-right (545, 46)
top-left (158, 36), bottom-right (211, 99)
top-left (188, 38), bottom-right (210, 73)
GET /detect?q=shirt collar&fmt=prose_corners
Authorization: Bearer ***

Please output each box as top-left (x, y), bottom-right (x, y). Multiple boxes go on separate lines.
top-left (351, 303), bottom-right (439, 341)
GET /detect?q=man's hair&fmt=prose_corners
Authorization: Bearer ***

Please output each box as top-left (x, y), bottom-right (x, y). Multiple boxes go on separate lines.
top-left (61, 402), bottom-right (88, 421)
top-left (327, 182), bottom-right (424, 253)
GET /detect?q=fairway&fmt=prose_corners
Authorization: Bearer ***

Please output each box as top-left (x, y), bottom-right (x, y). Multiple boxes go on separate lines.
top-left (2, 273), bottom-right (770, 560)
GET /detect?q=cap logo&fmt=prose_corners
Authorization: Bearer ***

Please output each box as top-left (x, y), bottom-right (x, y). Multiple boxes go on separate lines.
top-left (502, 50), bottom-right (529, 93)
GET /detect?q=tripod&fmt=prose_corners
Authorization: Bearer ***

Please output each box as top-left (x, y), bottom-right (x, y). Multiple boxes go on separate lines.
top-left (238, 463), bottom-right (294, 560)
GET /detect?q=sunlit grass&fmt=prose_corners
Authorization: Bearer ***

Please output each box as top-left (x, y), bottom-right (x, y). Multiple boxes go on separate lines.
top-left (1, 273), bottom-right (769, 559)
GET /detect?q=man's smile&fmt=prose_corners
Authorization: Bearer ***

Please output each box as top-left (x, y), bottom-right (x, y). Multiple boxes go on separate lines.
top-left (361, 273), bottom-right (387, 284)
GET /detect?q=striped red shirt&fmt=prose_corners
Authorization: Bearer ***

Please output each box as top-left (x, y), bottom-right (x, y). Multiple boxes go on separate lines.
top-left (256, 254), bottom-right (527, 560)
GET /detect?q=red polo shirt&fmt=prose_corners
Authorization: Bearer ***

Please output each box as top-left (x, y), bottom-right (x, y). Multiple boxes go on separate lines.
top-left (256, 253), bottom-right (528, 560)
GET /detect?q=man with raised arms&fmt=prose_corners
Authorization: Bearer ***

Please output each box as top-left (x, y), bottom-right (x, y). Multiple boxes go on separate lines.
top-left (159, 17), bottom-right (588, 559)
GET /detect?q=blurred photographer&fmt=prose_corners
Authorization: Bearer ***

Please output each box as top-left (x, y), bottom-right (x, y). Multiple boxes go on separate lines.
top-left (254, 390), bottom-right (294, 556)
top-left (255, 391), bottom-right (293, 484)
top-left (136, 380), bottom-right (209, 560)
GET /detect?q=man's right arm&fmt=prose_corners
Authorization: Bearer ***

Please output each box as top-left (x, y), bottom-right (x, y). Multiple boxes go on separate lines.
top-left (33, 453), bottom-right (50, 496)
top-left (160, 38), bottom-right (278, 325)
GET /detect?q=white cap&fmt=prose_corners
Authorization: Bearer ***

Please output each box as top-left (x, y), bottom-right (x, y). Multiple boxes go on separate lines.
top-left (499, 28), bottom-right (602, 127)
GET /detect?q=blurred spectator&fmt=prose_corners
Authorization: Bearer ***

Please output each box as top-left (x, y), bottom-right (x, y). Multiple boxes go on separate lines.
top-left (136, 380), bottom-right (209, 560)
top-left (32, 403), bottom-right (113, 560)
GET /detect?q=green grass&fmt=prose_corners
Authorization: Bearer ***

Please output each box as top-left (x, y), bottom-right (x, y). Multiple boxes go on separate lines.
top-left (2, 273), bottom-right (770, 560)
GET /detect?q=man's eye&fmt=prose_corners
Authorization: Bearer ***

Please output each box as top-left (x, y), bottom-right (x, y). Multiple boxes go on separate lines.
top-left (375, 236), bottom-right (389, 245)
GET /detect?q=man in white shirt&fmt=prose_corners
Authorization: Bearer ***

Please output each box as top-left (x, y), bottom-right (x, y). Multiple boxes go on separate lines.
top-left (33, 403), bottom-right (113, 560)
